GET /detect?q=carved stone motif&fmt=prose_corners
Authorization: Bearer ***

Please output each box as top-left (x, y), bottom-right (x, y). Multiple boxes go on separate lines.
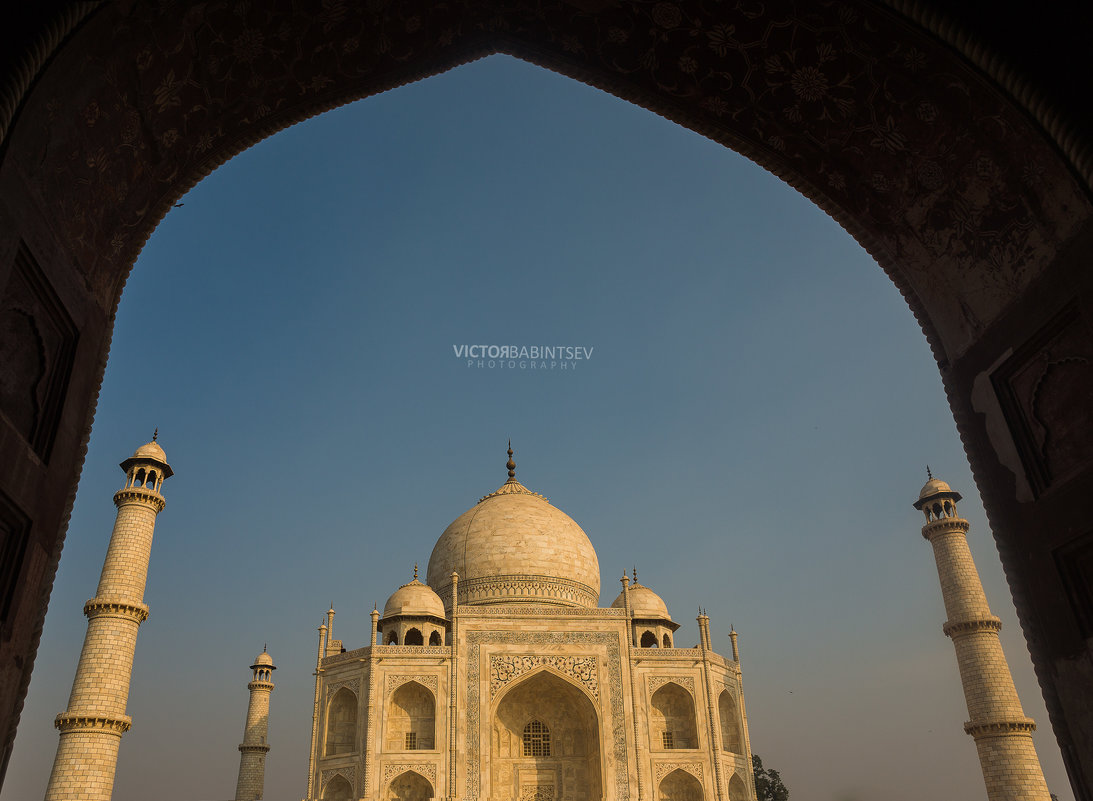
top-left (655, 762), bottom-right (703, 782)
top-left (373, 645), bottom-right (452, 656)
top-left (648, 676), bottom-right (695, 696)
top-left (325, 678), bottom-right (360, 701)
top-left (463, 605), bottom-right (625, 618)
top-left (383, 761), bottom-right (438, 784)
top-left (467, 631), bottom-right (628, 801)
top-left (0, 244), bottom-right (77, 459)
top-left (386, 673), bottom-right (439, 696)
top-left (519, 784), bottom-right (556, 801)
top-left (992, 303), bottom-right (1093, 495)
top-left (490, 655), bottom-right (598, 700)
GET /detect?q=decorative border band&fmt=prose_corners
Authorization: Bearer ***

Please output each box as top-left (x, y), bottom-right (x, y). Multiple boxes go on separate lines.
top-left (943, 616), bottom-right (1002, 637)
top-left (54, 713), bottom-right (131, 735)
top-left (82, 598), bottom-right (149, 623)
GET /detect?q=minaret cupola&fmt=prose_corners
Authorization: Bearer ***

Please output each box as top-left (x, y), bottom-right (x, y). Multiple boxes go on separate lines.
top-left (120, 429), bottom-right (173, 494)
top-left (913, 467), bottom-right (962, 522)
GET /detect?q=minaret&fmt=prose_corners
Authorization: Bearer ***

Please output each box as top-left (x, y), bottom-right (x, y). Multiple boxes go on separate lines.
top-left (235, 648), bottom-right (276, 801)
top-left (44, 435), bottom-right (172, 801)
top-left (914, 472), bottom-right (1051, 801)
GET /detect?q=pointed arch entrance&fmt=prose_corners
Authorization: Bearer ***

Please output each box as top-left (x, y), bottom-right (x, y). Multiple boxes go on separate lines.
top-left (491, 669), bottom-right (602, 801)
top-left (0, 3), bottom-right (1092, 798)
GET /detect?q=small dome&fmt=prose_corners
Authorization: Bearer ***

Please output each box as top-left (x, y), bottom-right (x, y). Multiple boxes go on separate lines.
top-left (133, 440), bottom-right (167, 462)
top-left (251, 650), bottom-right (275, 669)
top-left (383, 579), bottom-right (446, 619)
top-left (611, 583), bottom-right (671, 619)
top-left (918, 477), bottom-right (952, 499)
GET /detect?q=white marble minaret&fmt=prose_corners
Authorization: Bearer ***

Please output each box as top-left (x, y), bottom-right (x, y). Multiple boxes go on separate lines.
top-left (44, 435), bottom-right (172, 801)
top-left (914, 471), bottom-right (1051, 801)
top-left (235, 648), bottom-right (276, 801)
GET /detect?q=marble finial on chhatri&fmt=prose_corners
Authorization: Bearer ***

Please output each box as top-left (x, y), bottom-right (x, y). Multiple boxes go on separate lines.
top-left (413, 563), bottom-right (419, 581)
top-left (506, 441), bottom-right (516, 479)
top-left (152, 427), bottom-right (158, 442)
top-left (927, 465), bottom-right (933, 480)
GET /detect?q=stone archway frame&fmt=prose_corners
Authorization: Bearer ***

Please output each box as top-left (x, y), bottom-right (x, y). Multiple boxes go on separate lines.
top-left (468, 630), bottom-right (627, 801)
top-left (1, 1), bottom-right (1092, 796)
top-left (489, 662), bottom-right (606, 801)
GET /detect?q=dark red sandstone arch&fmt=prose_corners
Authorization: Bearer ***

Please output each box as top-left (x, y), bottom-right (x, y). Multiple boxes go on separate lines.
top-left (0, 2), bottom-right (1091, 797)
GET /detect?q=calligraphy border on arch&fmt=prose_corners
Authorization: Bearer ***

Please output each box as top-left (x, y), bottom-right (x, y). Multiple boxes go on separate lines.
top-left (466, 630), bottom-right (627, 801)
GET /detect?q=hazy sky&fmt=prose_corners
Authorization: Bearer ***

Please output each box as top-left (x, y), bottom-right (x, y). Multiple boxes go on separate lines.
top-left (3, 56), bottom-right (1074, 801)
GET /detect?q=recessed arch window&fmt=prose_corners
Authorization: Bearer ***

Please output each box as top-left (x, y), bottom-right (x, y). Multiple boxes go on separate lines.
top-left (429, 630), bottom-right (442, 646)
top-left (324, 688), bottom-right (357, 756)
top-left (522, 719), bottom-right (551, 757)
top-left (640, 630), bottom-right (659, 648)
top-left (651, 682), bottom-right (698, 749)
top-left (404, 627), bottom-right (424, 646)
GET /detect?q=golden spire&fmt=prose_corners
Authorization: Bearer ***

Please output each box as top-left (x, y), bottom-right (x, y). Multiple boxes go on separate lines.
top-left (506, 440), bottom-right (516, 480)
top-left (413, 563), bottom-right (419, 581)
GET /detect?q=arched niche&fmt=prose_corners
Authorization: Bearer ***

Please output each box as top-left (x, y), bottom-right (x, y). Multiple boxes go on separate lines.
top-left (322, 773), bottom-right (354, 801)
top-left (659, 768), bottom-right (704, 801)
top-left (387, 681), bottom-right (435, 751)
top-left (385, 770), bottom-right (433, 801)
top-left (651, 682), bottom-right (699, 750)
top-left (718, 690), bottom-right (742, 753)
top-left (727, 773), bottom-right (748, 801)
top-left (492, 670), bottom-right (602, 801)
top-left (324, 687), bottom-right (358, 756)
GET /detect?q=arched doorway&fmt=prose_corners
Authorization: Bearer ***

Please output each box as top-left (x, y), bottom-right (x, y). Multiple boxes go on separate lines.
top-left (0, 3), bottom-right (1091, 798)
top-left (492, 670), bottom-right (602, 801)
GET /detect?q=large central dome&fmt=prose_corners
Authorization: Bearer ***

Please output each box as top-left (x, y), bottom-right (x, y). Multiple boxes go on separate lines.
top-left (426, 451), bottom-right (600, 608)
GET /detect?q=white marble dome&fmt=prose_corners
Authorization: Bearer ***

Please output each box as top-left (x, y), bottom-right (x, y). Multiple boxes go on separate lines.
top-left (918, 477), bottom-right (953, 498)
top-left (611, 583), bottom-right (671, 619)
top-left (132, 439), bottom-right (167, 462)
top-left (383, 577), bottom-right (446, 619)
top-left (427, 475), bottom-right (600, 608)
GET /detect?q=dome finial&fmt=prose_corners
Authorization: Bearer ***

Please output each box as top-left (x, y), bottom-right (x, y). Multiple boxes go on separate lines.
top-left (413, 563), bottom-right (418, 580)
top-left (506, 440), bottom-right (516, 480)
top-left (632, 566), bottom-right (638, 584)
top-left (926, 464), bottom-right (933, 480)
top-left (152, 427), bottom-right (158, 442)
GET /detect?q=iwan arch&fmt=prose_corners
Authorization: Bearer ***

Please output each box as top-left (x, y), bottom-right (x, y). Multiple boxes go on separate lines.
top-left (0, 3), bottom-right (1091, 799)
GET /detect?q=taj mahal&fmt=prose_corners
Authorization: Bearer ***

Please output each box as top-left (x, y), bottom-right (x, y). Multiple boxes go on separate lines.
top-left (39, 437), bottom-right (1058, 801)
top-left (303, 444), bottom-right (756, 801)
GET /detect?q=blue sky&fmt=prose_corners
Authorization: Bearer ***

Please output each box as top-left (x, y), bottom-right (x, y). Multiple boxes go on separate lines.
top-left (2, 56), bottom-right (1073, 801)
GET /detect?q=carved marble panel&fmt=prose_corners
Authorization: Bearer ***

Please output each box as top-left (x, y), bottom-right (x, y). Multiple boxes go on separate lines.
top-left (386, 673), bottom-right (439, 696)
top-left (648, 676), bottom-right (695, 697)
top-left (0, 243), bottom-right (77, 460)
top-left (992, 303), bottom-right (1093, 496)
top-left (654, 761), bottom-right (703, 782)
top-left (383, 761), bottom-right (438, 784)
top-left (325, 677), bottom-right (361, 701)
top-left (490, 654), bottom-right (599, 700)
